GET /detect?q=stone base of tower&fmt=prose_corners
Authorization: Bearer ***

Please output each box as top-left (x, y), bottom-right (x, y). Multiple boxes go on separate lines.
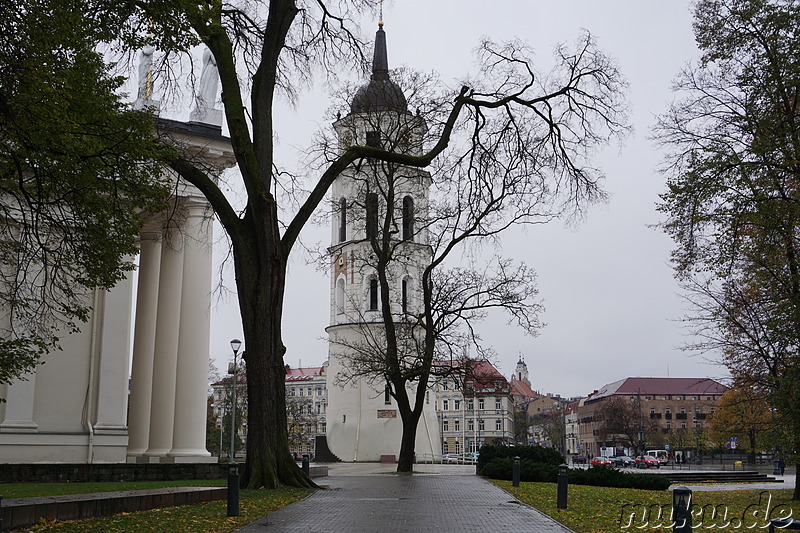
top-left (325, 353), bottom-right (440, 462)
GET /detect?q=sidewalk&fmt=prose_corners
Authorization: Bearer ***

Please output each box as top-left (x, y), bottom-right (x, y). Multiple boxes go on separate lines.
top-left (235, 463), bottom-right (575, 533)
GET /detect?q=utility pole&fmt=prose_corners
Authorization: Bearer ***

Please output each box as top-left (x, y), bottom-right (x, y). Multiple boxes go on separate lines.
top-left (637, 388), bottom-right (644, 455)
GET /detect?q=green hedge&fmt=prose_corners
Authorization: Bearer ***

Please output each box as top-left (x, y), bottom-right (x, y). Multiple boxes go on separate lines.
top-left (477, 445), bottom-right (564, 470)
top-left (479, 448), bottom-right (670, 491)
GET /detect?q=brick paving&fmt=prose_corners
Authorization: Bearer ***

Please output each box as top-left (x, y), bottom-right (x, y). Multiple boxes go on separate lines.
top-left (235, 469), bottom-right (575, 533)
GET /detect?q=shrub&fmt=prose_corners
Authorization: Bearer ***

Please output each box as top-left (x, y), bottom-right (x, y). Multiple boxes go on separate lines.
top-left (480, 457), bottom-right (671, 491)
top-left (478, 445), bottom-right (564, 471)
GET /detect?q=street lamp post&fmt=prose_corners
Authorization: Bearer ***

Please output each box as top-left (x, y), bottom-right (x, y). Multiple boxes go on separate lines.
top-left (227, 338), bottom-right (242, 518)
top-left (228, 339), bottom-right (242, 460)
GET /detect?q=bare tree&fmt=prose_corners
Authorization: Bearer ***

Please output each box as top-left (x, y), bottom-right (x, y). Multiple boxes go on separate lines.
top-left (328, 33), bottom-right (627, 472)
top-left (54, 0), bottom-right (634, 487)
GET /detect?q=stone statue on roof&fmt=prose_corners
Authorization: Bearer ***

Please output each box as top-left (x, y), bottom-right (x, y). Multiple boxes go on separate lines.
top-left (190, 47), bottom-right (223, 126)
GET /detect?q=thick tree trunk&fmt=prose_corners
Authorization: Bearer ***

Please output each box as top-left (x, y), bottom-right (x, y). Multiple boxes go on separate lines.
top-left (397, 409), bottom-right (422, 473)
top-left (231, 224), bottom-right (317, 489)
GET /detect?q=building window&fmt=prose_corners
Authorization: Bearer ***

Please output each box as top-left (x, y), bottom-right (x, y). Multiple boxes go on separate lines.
top-left (680, 407), bottom-right (686, 414)
top-left (385, 386), bottom-right (391, 405)
top-left (681, 422), bottom-right (687, 429)
top-left (402, 196), bottom-right (414, 240)
top-left (366, 192), bottom-right (379, 239)
top-left (442, 442), bottom-right (448, 453)
top-left (454, 399), bottom-right (460, 410)
top-left (676, 396), bottom-right (683, 400)
top-left (290, 387), bottom-right (295, 396)
top-left (455, 442), bottom-right (461, 454)
top-left (691, 396), bottom-right (698, 401)
top-left (478, 399), bottom-right (484, 410)
top-left (454, 419), bottom-right (460, 431)
top-left (467, 399), bottom-right (473, 410)
top-left (335, 278), bottom-right (345, 316)
top-left (366, 130), bottom-right (381, 148)
top-left (650, 408), bottom-right (655, 415)
top-left (665, 407), bottom-right (671, 414)
top-left (338, 197), bottom-right (347, 242)
top-left (666, 422), bottom-right (672, 429)
top-left (443, 420), bottom-right (449, 432)
top-left (443, 399), bottom-right (449, 411)
top-left (468, 420), bottom-right (474, 431)
top-left (495, 419), bottom-right (502, 431)
top-left (442, 380), bottom-right (448, 391)
top-left (299, 388), bottom-right (304, 397)
top-left (478, 419), bottom-right (485, 431)
top-left (495, 398), bottom-right (501, 410)
top-left (695, 407), bottom-right (701, 414)
top-left (368, 277), bottom-right (379, 311)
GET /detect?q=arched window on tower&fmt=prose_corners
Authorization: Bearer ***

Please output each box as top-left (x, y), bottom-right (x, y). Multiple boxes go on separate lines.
top-left (366, 192), bottom-right (379, 239)
top-left (401, 279), bottom-right (408, 315)
top-left (338, 198), bottom-right (347, 242)
top-left (402, 196), bottom-right (414, 241)
top-left (335, 277), bottom-right (345, 316)
top-left (401, 276), bottom-right (414, 316)
top-left (368, 277), bottom-right (379, 311)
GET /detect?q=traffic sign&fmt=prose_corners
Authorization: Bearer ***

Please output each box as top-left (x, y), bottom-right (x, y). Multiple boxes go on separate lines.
top-left (731, 436), bottom-right (738, 442)
top-left (665, 444), bottom-right (670, 450)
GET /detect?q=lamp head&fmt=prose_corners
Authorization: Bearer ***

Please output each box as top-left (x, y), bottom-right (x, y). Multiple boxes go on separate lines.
top-left (673, 486), bottom-right (692, 507)
top-left (230, 338), bottom-right (242, 354)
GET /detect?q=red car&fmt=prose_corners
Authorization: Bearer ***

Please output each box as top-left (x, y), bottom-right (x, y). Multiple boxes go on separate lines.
top-left (590, 456), bottom-right (613, 467)
top-left (635, 455), bottom-right (661, 469)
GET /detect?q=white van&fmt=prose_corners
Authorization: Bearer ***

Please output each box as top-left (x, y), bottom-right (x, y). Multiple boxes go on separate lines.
top-left (646, 449), bottom-right (669, 465)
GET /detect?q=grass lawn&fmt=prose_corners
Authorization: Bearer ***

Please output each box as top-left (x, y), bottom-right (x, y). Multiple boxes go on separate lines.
top-left (494, 480), bottom-right (800, 533)
top-left (2, 480), bottom-right (311, 533)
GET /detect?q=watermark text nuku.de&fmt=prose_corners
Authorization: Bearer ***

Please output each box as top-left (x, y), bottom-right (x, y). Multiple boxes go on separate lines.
top-left (619, 491), bottom-right (793, 529)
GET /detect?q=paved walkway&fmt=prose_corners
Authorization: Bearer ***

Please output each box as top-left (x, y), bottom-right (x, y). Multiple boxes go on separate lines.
top-left (235, 463), bottom-right (575, 533)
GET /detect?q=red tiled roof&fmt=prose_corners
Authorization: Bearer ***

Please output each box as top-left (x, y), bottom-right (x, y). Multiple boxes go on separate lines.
top-left (511, 379), bottom-right (536, 399)
top-left (212, 366), bottom-right (325, 386)
top-left (284, 365), bottom-right (325, 381)
top-left (590, 377), bottom-right (727, 400)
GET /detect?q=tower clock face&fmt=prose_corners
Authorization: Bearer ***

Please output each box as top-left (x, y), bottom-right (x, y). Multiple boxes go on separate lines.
top-left (341, 131), bottom-right (354, 147)
top-left (399, 130), bottom-right (413, 150)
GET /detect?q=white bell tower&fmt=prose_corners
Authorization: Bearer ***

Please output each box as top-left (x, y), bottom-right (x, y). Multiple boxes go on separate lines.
top-left (324, 21), bottom-right (440, 462)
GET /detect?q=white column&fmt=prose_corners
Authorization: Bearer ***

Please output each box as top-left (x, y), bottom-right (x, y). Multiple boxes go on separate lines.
top-left (144, 222), bottom-right (184, 459)
top-left (0, 372), bottom-right (38, 432)
top-left (127, 232), bottom-right (162, 458)
top-left (169, 201), bottom-right (214, 459)
top-left (94, 272), bottom-right (135, 433)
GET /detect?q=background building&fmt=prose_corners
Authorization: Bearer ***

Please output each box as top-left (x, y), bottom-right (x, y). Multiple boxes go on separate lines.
top-left (435, 360), bottom-right (514, 454)
top-left (211, 363), bottom-right (329, 458)
top-left (576, 377), bottom-right (728, 459)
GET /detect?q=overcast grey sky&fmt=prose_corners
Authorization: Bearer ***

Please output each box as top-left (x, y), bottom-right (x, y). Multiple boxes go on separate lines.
top-left (206, 0), bottom-right (728, 398)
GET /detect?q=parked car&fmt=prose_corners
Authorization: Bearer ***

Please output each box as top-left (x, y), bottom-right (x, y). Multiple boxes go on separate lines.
top-left (443, 453), bottom-right (478, 464)
top-left (612, 455), bottom-right (636, 468)
top-left (573, 456), bottom-right (588, 464)
top-left (590, 456), bottom-right (613, 467)
top-left (635, 455), bottom-right (661, 468)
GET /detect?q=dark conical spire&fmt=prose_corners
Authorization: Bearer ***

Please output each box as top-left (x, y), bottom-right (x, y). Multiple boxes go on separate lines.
top-left (350, 20), bottom-right (408, 114)
top-left (372, 22), bottom-right (389, 81)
